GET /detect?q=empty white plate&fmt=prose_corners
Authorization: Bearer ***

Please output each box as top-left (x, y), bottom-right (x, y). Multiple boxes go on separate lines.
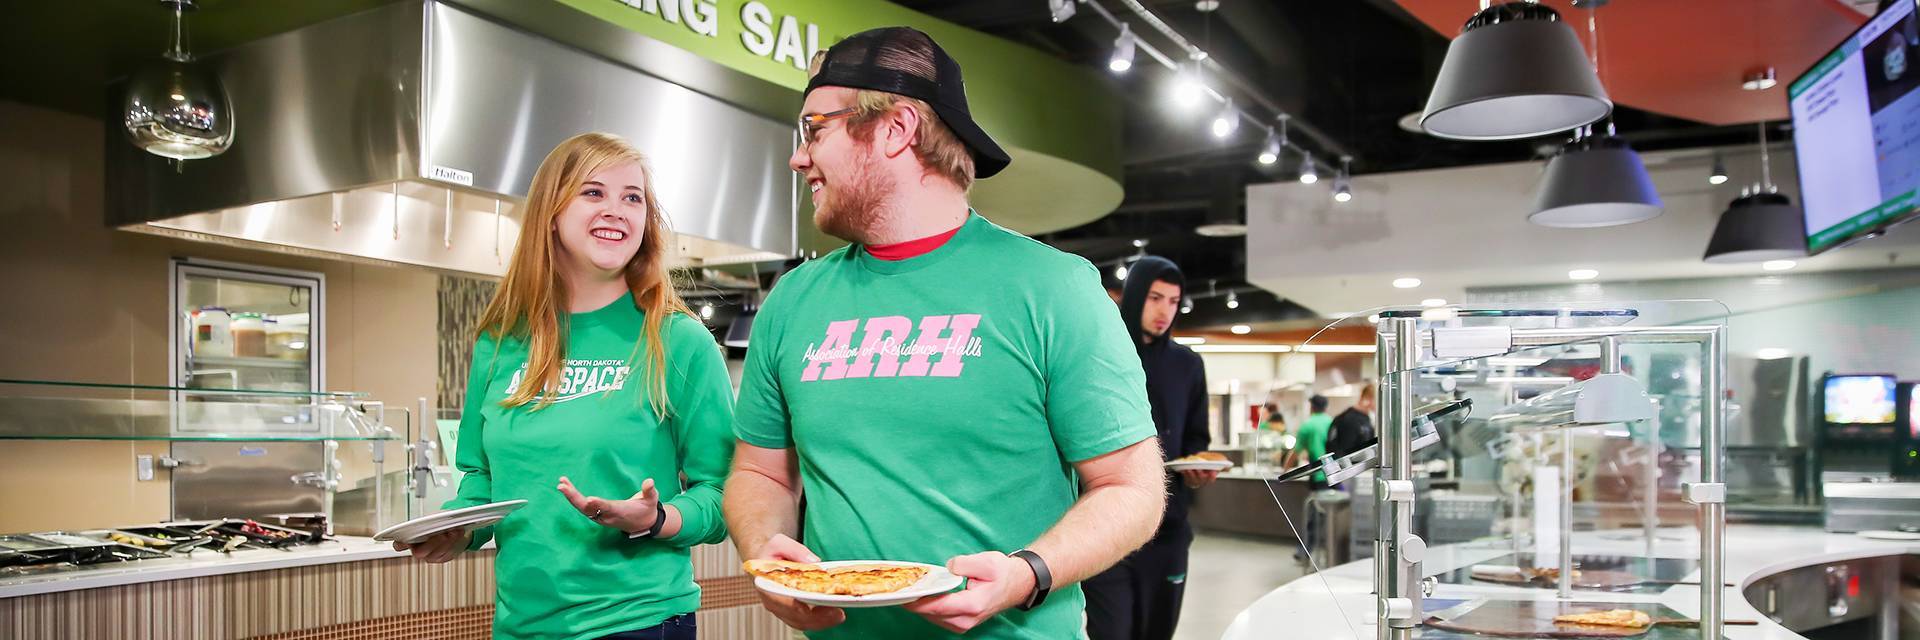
top-left (375, 500), bottom-right (527, 544)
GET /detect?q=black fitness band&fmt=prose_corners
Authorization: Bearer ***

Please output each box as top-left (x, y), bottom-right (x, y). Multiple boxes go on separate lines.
top-left (627, 501), bottom-right (668, 539)
top-left (1011, 549), bottom-right (1052, 611)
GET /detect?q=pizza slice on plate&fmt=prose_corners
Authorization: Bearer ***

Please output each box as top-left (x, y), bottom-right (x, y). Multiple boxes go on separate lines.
top-left (1552, 609), bottom-right (1652, 628)
top-left (744, 559), bottom-right (928, 596)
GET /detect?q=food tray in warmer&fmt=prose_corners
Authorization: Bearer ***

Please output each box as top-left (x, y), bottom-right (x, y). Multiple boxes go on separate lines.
top-left (1435, 552), bottom-right (1699, 591)
top-left (201, 519), bottom-right (322, 549)
top-left (1418, 599), bottom-right (1727, 639)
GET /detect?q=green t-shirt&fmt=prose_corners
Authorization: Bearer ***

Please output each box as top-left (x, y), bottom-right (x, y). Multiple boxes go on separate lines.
top-left (446, 294), bottom-right (735, 640)
top-left (1297, 412), bottom-right (1333, 483)
top-left (733, 212), bottom-right (1157, 640)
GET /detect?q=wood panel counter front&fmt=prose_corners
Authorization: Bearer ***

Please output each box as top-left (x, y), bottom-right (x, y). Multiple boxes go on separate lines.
top-left (0, 538), bottom-right (785, 640)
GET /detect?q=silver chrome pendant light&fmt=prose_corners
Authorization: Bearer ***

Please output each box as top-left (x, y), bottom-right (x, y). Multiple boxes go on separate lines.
top-left (1530, 124), bottom-right (1662, 227)
top-left (123, 0), bottom-right (234, 161)
top-left (1420, 1), bottom-right (1612, 140)
top-left (1704, 123), bottom-right (1806, 263)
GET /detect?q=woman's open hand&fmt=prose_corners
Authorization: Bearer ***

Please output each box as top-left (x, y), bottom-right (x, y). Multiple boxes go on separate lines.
top-left (557, 476), bottom-right (660, 535)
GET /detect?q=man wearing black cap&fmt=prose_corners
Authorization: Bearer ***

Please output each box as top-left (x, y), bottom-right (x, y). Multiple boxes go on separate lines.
top-left (725, 27), bottom-right (1166, 640)
top-left (1085, 257), bottom-right (1215, 640)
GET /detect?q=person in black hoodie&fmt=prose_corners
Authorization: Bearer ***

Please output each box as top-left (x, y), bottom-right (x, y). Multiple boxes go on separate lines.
top-left (1084, 256), bottom-right (1213, 640)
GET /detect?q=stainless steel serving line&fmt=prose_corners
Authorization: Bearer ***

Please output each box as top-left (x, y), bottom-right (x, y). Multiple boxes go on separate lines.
top-left (1365, 309), bottom-right (1728, 640)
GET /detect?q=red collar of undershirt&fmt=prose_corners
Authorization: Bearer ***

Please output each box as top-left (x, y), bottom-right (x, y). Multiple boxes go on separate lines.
top-left (864, 225), bottom-right (962, 261)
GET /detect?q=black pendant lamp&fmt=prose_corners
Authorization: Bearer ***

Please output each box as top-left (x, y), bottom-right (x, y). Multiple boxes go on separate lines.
top-left (1421, 1), bottom-right (1612, 140)
top-left (1530, 125), bottom-right (1662, 227)
top-left (1704, 123), bottom-right (1806, 263)
top-left (1703, 192), bottom-right (1804, 263)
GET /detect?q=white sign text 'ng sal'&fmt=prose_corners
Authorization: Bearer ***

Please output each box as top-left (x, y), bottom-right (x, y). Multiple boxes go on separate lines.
top-left (614, 0), bottom-right (826, 71)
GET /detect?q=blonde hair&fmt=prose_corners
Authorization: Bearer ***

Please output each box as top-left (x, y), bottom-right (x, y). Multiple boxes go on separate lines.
top-left (809, 52), bottom-right (976, 191)
top-left (478, 132), bottom-right (691, 417)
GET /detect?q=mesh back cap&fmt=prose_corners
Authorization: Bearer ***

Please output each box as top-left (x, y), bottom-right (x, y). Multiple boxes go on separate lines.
top-left (805, 27), bottom-right (1012, 179)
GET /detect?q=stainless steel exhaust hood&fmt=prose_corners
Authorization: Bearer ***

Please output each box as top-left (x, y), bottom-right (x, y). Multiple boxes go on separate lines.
top-left (107, 0), bottom-right (796, 275)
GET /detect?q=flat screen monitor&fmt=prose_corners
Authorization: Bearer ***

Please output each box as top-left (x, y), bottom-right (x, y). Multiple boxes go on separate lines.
top-left (1790, 0), bottom-right (1920, 255)
top-left (1907, 382), bottom-right (1919, 438)
top-left (1825, 374), bottom-right (1899, 425)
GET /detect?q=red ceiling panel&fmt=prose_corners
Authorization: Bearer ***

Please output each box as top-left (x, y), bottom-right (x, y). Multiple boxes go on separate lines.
top-left (1396, 0), bottom-right (1867, 125)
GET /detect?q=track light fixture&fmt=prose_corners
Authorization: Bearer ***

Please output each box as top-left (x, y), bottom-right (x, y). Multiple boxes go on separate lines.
top-left (1708, 152), bottom-right (1728, 185)
top-left (1211, 98), bottom-right (1239, 139)
top-left (1109, 23), bottom-right (1136, 73)
top-left (1299, 152), bottom-right (1319, 185)
top-left (1333, 156), bottom-right (1353, 203)
top-left (1226, 291), bottom-right (1239, 309)
top-left (1258, 129), bottom-right (1281, 165)
top-left (1170, 63), bottom-right (1207, 110)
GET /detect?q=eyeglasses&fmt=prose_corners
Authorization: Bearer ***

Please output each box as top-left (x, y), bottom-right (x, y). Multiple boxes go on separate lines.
top-left (797, 108), bottom-right (858, 147)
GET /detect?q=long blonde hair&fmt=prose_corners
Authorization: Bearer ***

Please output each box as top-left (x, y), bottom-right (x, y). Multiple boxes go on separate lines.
top-left (478, 132), bottom-right (690, 417)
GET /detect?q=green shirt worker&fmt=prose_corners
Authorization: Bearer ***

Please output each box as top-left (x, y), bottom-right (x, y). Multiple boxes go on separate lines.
top-left (1285, 395), bottom-right (1334, 563)
top-left (1286, 395), bottom-right (1334, 487)
top-left (724, 28), bottom-right (1167, 640)
top-left (397, 133), bottom-right (735, 640)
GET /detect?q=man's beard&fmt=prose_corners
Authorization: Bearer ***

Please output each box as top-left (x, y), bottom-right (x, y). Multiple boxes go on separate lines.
top-left (813, 147), bottom-right (895, 244)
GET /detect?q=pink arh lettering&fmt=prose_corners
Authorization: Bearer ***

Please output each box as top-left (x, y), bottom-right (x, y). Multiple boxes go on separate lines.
top-left (900, 314), bottom-right (981, 377)
top-left (800, 319), bottom-right (859, 382)
top-left (845, 316), bottom-right (913, 379)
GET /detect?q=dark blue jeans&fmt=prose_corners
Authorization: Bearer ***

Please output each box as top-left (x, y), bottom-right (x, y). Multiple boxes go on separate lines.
top-left (596, 614), bottom-right (695, 640)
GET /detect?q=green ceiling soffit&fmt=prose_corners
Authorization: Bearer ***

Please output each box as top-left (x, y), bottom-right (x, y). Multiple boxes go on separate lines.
top-left (540, 0), bottom-right (1124, 235)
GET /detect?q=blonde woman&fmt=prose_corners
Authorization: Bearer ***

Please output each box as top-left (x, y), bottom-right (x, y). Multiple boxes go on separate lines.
top-left (397, 133), bottom-right (732, 640)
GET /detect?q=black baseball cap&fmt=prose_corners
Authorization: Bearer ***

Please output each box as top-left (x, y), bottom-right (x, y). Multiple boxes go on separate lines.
top-left (804, 27), bottom-right (1013, 179)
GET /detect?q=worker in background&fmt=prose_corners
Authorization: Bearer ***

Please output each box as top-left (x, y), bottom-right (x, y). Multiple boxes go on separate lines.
top-left (1285, 395), bottom-right (1333, 563)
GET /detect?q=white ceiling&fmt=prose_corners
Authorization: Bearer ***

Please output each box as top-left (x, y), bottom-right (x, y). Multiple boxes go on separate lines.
top-left (1245, 144), bottom-right (1920, 315)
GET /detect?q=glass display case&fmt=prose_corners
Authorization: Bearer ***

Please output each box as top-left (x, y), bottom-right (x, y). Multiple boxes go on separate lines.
top-left (0, 379), bottom-right (413, 540)
top-left (172, 260), bottom-right (321, 398)
top-left (1282, 301), bottom-right (1731, 640)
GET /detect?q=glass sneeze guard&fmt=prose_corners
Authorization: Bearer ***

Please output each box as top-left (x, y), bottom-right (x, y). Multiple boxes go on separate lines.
top-left (1294, 300), bottom-right (1731, 640)
top-left (0, 379), bottom-right (396, 442)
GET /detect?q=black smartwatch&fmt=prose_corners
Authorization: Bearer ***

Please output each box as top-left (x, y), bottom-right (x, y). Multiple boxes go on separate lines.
top-left (1010, 549), bottom-right (1052, 611)
top-left (626, 501), bottom-right (668, 539)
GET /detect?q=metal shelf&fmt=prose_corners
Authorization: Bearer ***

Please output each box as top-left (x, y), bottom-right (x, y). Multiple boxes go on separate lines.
top-left (188, 356), bottom-right (310, 370)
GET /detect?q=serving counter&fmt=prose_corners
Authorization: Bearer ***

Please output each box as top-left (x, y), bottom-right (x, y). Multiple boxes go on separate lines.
top-left (1223, 524), bottom-right (1917, 640)
top-left (0, 537), bottom-right (784, 639)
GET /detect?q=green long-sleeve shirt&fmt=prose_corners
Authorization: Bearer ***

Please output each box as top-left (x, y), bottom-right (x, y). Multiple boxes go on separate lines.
top-left (446, 293), bottom-right (734, 640)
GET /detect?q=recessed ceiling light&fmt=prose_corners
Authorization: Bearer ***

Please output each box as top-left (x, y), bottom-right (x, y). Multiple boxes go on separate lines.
top-left (1194, 223), bottom-right (1248, 238)
top-left (1230, 324), bottom-right (1252, 335)
top-left (1193, 344), bottom-right (1294, 353)
top-left (1174, 336), bottom-right (1206, 345)
top-left (1568, 269), bottom-right (1599, 281)
top-left (1421, 298), bottom-right (1447, 307)
top-left (1761, 260), bottom-right (1796, 272)
top-left (1755, 347), bottom-right (1792, 360)
top-left (1392, 277), bottom-right (1422, 289)
top-left (1296, 344), bottom-right (1376, 353)
top-left (1421, 307), bottom-right (1458, 321)
top-left (1367, 314), bottom-right (1381, 324)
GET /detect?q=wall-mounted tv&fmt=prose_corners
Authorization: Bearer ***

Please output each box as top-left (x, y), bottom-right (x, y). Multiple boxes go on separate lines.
top-left (1825, 374), bottom-right (1899, 425)
top-left (1790, 0), bottom-right (1920, 254)
top-left (1906, 381), bottom-right (1919, 438)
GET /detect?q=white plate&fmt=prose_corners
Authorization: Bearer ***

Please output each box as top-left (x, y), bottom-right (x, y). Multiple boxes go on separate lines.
top-left (1858, 530), bottom-right (1920, 541)
top-left (1165, 460), bottom-right (1233, 471)
top-left (382, 512), bottom-right (507, 544)
top-left (375, 500), bottom-right (527, 543)
top-left (752, 560), bottom-right (964, 608)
